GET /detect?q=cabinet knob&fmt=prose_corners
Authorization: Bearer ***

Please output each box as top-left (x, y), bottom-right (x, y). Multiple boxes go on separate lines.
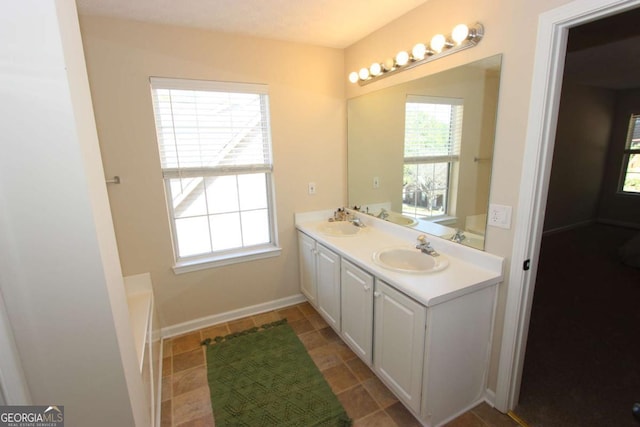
top-left (363, 285), bottom-right (370, 292)
top-left (374, 291), bottom-right (381, 298)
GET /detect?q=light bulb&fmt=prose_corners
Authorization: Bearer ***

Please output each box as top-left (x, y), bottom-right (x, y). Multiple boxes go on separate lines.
top-left (452, 24), bottom-right (469, 45)
top-left (370, 62), bottom-right (382, 76)
top-left (348, 71), bottom-right (359, 83)
top-left (382, 57), bottom-right (395, 71)
top-left (395, 50), bottom-right (410, 67)
top-left (358, 67), bottom-right (370, 80)
top-left (412, 43), bottom-right (427, 60)
top-left (430, 34), bottom-right (446, 53)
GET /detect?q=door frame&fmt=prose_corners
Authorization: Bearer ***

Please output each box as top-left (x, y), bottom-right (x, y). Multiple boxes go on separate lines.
top-left (494, 0), bottom-right (640, 412)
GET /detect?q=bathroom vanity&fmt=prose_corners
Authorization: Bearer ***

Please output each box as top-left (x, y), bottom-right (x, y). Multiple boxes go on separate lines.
top-left (296, 210), bottom-right (503, 427)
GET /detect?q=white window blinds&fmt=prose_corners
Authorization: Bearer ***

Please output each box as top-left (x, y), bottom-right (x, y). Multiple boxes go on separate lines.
top-left (626, 114), bottom-right (640, 150)
top-left (404, 95), bottom-right (463, 162)
top-left (150, 77), bottom-right (273, 178)
top-left (622, 114), bottom-right (640, 193)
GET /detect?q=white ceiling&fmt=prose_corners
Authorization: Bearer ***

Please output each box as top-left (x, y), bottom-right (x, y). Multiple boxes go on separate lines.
top-left (75, 0), bottom-right (429, 49)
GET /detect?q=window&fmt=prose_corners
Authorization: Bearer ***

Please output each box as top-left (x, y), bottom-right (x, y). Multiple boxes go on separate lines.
top-left (150, 78), bottom-right (279, 273)
top-left (403, 96), bottom-right (463, 218)
top-left (621, 114), bottom-right (640, 194)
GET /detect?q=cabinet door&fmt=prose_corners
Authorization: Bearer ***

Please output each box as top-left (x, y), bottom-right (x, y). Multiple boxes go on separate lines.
top-left (298, 232), bottom-right (317, 306)
top-left (316, 243), bottom-right (341, 331)
top-left (340, 259), bottom-right (374, 364)
top-left (374, 279), bottom-right (426, 414)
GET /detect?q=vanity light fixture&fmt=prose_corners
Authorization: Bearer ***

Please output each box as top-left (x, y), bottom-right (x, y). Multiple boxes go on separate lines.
top-left (349, 23), bottom-right (484, 86)
top-left (370, 62), bottom-right (382, 76)
top-left (411, 43), bottom-right (427, 61)
top-left (429, 34), bottom-right (449, 53)
top-left (451, 23), bottom-right (471, 45)
top-left (395, 50), bottom-right (410, 67)
top-left (382, 57), bottom-right (396, 72)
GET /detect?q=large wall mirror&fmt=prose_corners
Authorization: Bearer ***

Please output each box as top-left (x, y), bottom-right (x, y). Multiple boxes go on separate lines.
top-left (348, 54), bottom-right (502, 250)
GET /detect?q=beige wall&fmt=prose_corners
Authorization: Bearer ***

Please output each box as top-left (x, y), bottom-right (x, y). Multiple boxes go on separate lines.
top-left (79, 16), bottom-right (346, 328)
top-left (477, 69), bottom-right (501, 214)
top-left (544, 82), bottom-right (615, 231)
top-left (344, 0), bottom-right (574, 391)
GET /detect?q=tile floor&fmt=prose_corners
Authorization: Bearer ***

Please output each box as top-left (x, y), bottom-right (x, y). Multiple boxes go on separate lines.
top-left (160, 302), bottom-right (519, 427)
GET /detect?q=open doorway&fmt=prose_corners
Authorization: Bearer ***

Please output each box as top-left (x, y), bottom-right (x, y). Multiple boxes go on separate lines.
top-left (512, 8), bottom-right (640, 426)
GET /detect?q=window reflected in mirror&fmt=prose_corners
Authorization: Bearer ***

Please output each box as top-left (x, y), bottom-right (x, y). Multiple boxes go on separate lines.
top-left (348, 54), bottom-right (502, 250)
top-left (403, 96), bottom-right (463, 219)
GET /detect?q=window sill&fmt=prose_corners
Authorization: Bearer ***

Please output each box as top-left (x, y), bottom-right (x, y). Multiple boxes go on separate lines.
top-left (427, 215), bottom-right (458, 226)
top-left (615, 190), bottom-right (640, 197)
top-left (173, 245), bottom-right (282, 275)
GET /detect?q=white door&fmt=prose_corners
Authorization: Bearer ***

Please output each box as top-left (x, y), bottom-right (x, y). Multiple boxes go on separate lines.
top-left (340, 259), bottom-right (374, 364)
top-left (374, 280), bottom-right (426, 414)
top-left (316, 244), bottom-right (341, 330)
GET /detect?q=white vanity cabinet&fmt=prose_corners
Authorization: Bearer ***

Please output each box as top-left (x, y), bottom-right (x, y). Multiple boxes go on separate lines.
top-left (420, 285), bottom-right (496, 426)
top-left (296, 215), bottom-right (502, 427)
top-left (316, 244), bottom-right (341, 330)
top-left (340, 259), bottom-right (374, 364)
top-left (298, 232), bottom-right (318, 305)
top-left (372, 279), bottom-right (497, 426)
top-left (373, 279), bottom-right (426, 414)
top-left (298, 231), bottom-right (341, 330)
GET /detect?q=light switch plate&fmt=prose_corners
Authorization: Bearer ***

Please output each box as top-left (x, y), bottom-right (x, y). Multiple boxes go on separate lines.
top-left (373, 176), bottom-right (380, 189)
top-left (308, 182), bottom-right (316, 195)
top-left (488, 203), bottom-right (512, 229)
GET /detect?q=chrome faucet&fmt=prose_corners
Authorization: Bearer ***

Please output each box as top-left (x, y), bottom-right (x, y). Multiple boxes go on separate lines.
top-left (349, 216), bottom-right (366, 227)
top-left (416, 234), bottom-right (439, 256)
top-left (450, 229), bottom-right (466, 244)
top-left (377, 208), bottom-right (389, 220)
top-left (331, 208), bottom-right (348, 222)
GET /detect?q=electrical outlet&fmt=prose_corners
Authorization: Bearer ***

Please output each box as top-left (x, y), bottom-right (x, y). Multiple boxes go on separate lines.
top-left (308, 182), bottom-right (316, 195)
top-left (488, 204), bottom-right (512, 229)
top-left (373, 176), bottom-right (380, 189)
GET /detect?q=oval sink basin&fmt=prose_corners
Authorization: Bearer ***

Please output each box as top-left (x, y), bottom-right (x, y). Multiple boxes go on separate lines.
top-left (372, 247), bottom-right (449, 274)
top-left (318, 221), bottom-right (362, 236)
top-left (386, 214), bottom-right (418, 227)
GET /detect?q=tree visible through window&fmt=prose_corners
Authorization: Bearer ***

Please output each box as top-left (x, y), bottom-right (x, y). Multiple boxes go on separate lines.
top-left (150, 78), bottom-right (279, 271)
top-left (403, 96), bottom-right (463, 218)
top-left (621, 114), bottom-right (640, 193)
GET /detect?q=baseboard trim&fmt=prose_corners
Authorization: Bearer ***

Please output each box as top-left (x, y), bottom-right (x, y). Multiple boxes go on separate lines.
top-left (484, 388), bottom-right (496, 407)
top-left (596, 218), bottom-right (640, 230)
top-left (542, 219), bottom-right (595, 236)
top-left (160, 293), bottom-right (307, 338)
top-left (543, 219), bottom-right (640, 236)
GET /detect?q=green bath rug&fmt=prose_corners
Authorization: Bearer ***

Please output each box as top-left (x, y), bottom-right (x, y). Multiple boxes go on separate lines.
top-left (202, 319), bottom-right (351, 426)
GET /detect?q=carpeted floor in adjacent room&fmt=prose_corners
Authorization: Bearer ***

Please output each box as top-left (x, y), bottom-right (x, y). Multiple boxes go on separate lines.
top-left (515, 223), bottom-right (640, 427)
